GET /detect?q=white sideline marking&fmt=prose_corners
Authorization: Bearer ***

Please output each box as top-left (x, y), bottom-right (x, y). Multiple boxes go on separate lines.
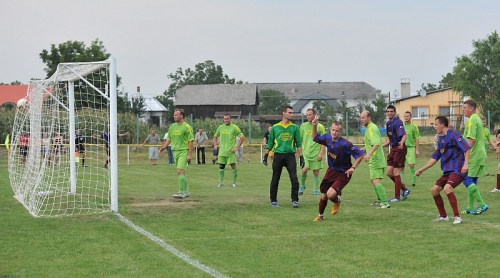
top-left (115, 213), bottom-right (229, 278)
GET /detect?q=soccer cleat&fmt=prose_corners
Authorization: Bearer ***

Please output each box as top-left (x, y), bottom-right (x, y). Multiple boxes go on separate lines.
top-left (298, 186), bottom-right (305, 195)
top-left (460, 208), bottom-right (475, 215)
top-left (232, 184), bottom-right (236, 188)
top-left (453, 216), bottom-right (462, 224)
top-left (434, 216), bottom-right (449, 221)
top-left (490, 188), bottom-right (500, 193)
top-left (172, 193), bottom-right (185, 199)
top-left (475, 204), bottom-right (489, 214)
top-left (370, 201), bottom-right (381, 206)
top-left (331, 197), bottom-right (342, 215)
top-left (271, 201), bottom-right (279, 208)
top-left (412, 183), bottom-right (416, 187)
top-left (378, 203), bottom-right (391, 209)
top-left (313, 190), bottom-right (319, 195)
top-left (217, 184), bottom-right (224, 188)
top-left (388, 197), bottom-right (401, 203)
top-left (292, 201), bottom-right (299, 208)
top-left (402, 189), bottom-right (411, 201)
top-left (183, 192), bottom-right (190, 198)
top-left (104, 164), bottom-right (108, 169)
top-left (313, 215), bottom-right (324, 222)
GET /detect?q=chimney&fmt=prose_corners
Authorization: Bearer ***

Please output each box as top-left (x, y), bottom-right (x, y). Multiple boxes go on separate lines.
top-left (137, 86), bottom-right (140, 93)
top-left (400, 78), bottom-right (410, 98)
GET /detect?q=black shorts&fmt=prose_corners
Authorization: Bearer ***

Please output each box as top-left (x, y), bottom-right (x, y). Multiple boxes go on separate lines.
top-left (20, 146), bottom-right (28, 157)
top-left (76, 145), bottom-right (86, 153)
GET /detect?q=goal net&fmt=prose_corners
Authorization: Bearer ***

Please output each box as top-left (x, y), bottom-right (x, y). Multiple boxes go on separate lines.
top-left (8, 58), bottom-right (118, 217)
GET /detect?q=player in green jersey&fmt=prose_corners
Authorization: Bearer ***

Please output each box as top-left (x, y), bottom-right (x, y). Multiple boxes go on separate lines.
top-left (160, 109), bottom-right (194, 199)
top-left (213, 114), bottom-right (246, 188)
top-left (481, 117), bottom-right (496, 176)
top-left (360, 110), bottom-right (390, 208)
top-left (299, 108), bottom-right (325, 195)
top-left (401, 111), bottom-right (421, 187)
top-left (461, 100), bottom-right (488, 214)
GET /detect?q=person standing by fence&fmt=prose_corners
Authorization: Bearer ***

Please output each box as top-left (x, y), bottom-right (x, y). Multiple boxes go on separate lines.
top-left (142, 129), bottom-right (161, 166)
top-left (195, 128), bottom-right (208, 164)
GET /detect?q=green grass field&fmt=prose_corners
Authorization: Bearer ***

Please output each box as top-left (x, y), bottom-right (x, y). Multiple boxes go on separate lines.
top-left (2, 144), bottom-right (500, 277)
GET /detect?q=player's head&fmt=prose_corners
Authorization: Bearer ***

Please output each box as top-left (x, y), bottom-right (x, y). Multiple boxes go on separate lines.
top-left (404, 111), bottom-right (412, 123)
top-left (305, 108), bottom-right (317, 123)
top-left (282, 105), bottom-right (294, 120)
top-left (434, 116), bottom-right (449, 134)
top-left (330, 122), bottom-right (343, 140)
top-left (386, 105), bottom-right (396, 120)
top-left (76, 129), bottom-right (81, 135)
top-left (360, 110), bottom-right (372, 127)
top-left (223, 114), bottom-right (232, 125)
top-left (267, 126), bottom-right (272, 132)
top-left (173, 109), bottom-right (185, 123)
top-left (481, 117), bottom-right (487, 126)
top-left (463, 100), bottom-right (477, 117)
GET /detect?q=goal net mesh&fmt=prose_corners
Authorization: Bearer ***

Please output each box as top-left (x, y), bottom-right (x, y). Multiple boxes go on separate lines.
top-left (9, 60), bottom-right (113, 217)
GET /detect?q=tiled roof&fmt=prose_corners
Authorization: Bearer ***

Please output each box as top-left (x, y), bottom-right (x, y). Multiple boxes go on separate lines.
top-left (0, 85), bottom-right (29, 106)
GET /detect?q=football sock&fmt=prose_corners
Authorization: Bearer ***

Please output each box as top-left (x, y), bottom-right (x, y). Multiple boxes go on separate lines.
top-left (331, 195), bottom-right (339, 203)
top-left (184, 176), bottom-right (189, 193)
top-left (433, 195), bottom-right (447, 218)
top-left (497, 174), bottom-right (500, 190)
top-left (178, 174), bottom-right (186, 193)
top-left (314, 175), bottom-right (320, 192)
top-left (469, 184), bottom-right (486, 206)
top-left (375, 184), bottom-right (388, 205)
top-left (466, 185), bottom-right (476, 210)
top-left (411, 168), bottom-right (416, 184)
top-left (373, 186), bottom-right (381, 202)
top-left (394, 175), bottom-right (402, 198)
top-left (446, 192), bottom-right (459, 217)
top-left (319, 198), bottom-right (328, 214)
top-left (82, 158), bottom-right (85, 166)
top-left (218, 169), bottom-right (224, 185)
top-left (232, 169), bottom-right (237, 184)
top-left (300, 173), bottom-right (307, 187)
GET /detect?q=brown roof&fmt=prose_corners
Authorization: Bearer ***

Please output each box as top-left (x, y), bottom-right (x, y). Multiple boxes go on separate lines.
top-left (0, 85), bottom-right (28, 106)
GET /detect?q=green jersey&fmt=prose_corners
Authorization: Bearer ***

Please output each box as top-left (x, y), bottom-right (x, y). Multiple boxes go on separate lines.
top-left (364, 122), bottom-right (385, 168)
top-left (214, 123), bottom-right (244, 157)
top-left (483, 126), bottom-right (491, 149)
top-left (463, 113), bottom-right (486, 166)
top-left (267, 121), bottom-right (302, 154)
top-left (300, 122), bottom-right (325, 160)
top-left (167, 122), bottom-right (194, 151)
top-left (404, 122), bottom-right (421, 147)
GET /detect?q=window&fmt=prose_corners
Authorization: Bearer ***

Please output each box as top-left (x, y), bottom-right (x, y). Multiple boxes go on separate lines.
top-left (412, 107), bottom-right (428, 119)
top-left (439, 106), bottom-right (451, 116)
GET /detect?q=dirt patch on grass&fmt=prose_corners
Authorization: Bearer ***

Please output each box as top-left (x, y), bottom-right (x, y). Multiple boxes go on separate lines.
top-left (129, 199), bottom-right (200, 207)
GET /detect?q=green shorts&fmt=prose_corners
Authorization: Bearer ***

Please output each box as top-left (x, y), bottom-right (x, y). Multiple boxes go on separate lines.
top-left (369, 167), bottom-right (385, 180)
top-left (405, 146), bottom-right (416, 165)
top-left (218, 154), bottom-right (237, 165)
top-left (467, 165), bottom-right (484, 178)
top-left (174, 149), bottom-right (189, 170)
top-left (305, 159), bottom-right (324, 171)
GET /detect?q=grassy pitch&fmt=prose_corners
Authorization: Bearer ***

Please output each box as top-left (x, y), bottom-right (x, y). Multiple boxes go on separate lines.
top-left (1, 145), bottom-right (500, 277)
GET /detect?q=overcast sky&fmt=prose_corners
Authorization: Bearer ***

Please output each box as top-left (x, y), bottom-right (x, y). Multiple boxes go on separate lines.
top-left (1, 0), bottom-right (499, 97)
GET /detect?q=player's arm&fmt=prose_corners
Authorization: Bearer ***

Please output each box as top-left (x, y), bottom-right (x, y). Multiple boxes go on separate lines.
top-left (415, 158), bottom-right (438, 176)
top-left (415, 138), bottom-right (420, 157)
top-left (363, 144), bottom-right (379, 162)
top-left (399, 134), bottom-right (407, 147)
top-left (187, 140), bottom-right (193, 162)
top-left (382, 138), bottom-right (390, 148)
top-left (213, 136), bottom-right (219, 150)
top-left (345, 155), bottom-right (364, 178)
top-left (159, 139), bottom-right (171, 153)
top-left (141, 135), bottom-right (149, 146)
top-left (461, 148), bottom-right (471, 174)
top-left (235, 135), bottom-right (246, 149)
top-left (118, 131), bottom-right (130, 137)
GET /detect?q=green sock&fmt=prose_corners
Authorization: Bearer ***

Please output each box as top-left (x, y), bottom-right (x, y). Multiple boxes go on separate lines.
top-left (411, 168), bottom-right (416, 184)
top-left (314, 175), bottom-right (320, 191)
top-left (400, 171), bottom-right (405, 184)
top-left (467, 185), bottom-right (476, 210)
top-left (469, 184), bottom-right (486, 206)
top-left (232, 169), bottom-right (237, 184)
top-left (218, 169), bottom-right (224, 185)
top-left (300, 173), bottom-right (307, 187)
top-left (375, 184), bottom-right (388, 205)
top-left (178, 174), bottom-right (186, 193)
top-left (373, 186), bottom-right (380, 202)
top-left (184, 176), bottom-right (189, 193)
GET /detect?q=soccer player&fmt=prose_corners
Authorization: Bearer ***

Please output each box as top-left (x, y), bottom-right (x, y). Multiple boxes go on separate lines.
top-left (401, 111), bottom-right (421, 187)
top-left (19, 131), bottom-right (29, 166)
top-left (461, 99), bottom-right (488, 214)
top-left (263, 105), bottom-right (303, 208)
top-left (75, 129), bottom-right (87, 167)
top-left (492, 130), bottom-right (500, 193)
top-left (194, 128), bottom-right (208, 164)
top-left (311, 119), bottom-right (363, 222)
top-left (213, 114), bottom-right (246, 187)
top-left (299, 108), bottom-right (325, 195)
top-left (93, 130), bottom-right (129, 169)
top-left (160, 109), bottom-right (194, 199)
top-left (141, 129), bottom-right (160, 166)
top-left (481, 117), bottom-right (496, 176)
top-left (53, 132), bottom-right (64, 166)
top-left (360, 110), bottom-right (390, 209)
top-left (383, 105), bottom-right (410, 202)
top-left (415, 116), bottom-right (470, 224)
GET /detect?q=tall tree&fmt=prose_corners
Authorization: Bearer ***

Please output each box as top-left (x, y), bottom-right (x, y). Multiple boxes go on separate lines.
top-left (258, 90), bottom-right (291, 115)
top-left (453, 31), bottom-right (500, 125)
top-left (130, 95), bottom-right (146, 116)
top-left (366, 90), bottom-right (388, 127)
top-left (421, 72), bottom-right (456, 92)
top-left (155, 60), bottom-right (238, 121)
top-left (312, 99), bottom-right (336, 120)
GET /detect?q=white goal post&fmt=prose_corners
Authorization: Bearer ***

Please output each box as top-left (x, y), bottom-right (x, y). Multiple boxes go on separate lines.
top-left (8, 58), bottom-right (118, 217)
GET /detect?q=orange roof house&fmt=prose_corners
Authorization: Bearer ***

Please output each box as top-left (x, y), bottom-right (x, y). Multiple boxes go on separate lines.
top-left (0, 85), bottom-right (29, 107)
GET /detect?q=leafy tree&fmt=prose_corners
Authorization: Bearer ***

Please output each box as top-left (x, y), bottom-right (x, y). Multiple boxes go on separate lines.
top-left (130, 95), bottom-right (146, 116)
top-left (366, 90), bottom-right (388, 126)
top-left (156, 60), bottom-right (238, 121)
top-left (258, 90), bottom-right (291, 115)
top-left (453, 31), bottom-right (500, 125)
top-left (117, 92), bottom-right (132, 113)
top-left (421, 72), bottom-right (456, 92)
top-left (312, 99), bottom-right (336, 120)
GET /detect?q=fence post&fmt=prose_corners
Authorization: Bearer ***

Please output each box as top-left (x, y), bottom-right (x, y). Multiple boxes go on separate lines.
top-left (248, 113), bottom-right (252, 144)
